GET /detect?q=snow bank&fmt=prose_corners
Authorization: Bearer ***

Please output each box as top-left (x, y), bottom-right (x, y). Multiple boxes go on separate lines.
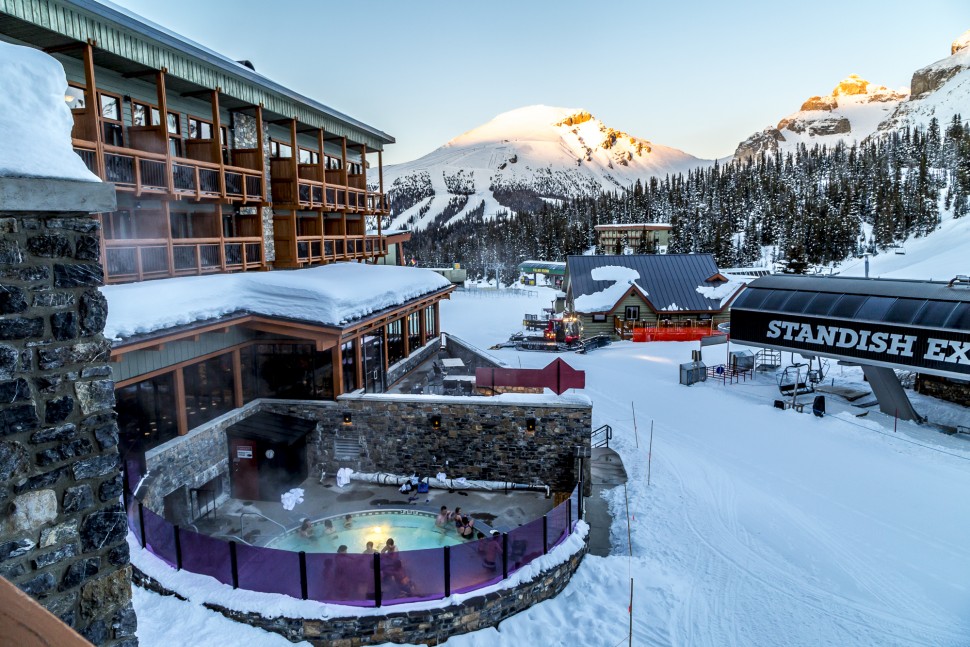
top-left (0, 40), bottom-right (98, 182)
top-left (696, 279), bottom-right (744, 307)
top-left (101, 263), bottom-right (451, 340)
top-left (574, 265), bottom-right (642, 313)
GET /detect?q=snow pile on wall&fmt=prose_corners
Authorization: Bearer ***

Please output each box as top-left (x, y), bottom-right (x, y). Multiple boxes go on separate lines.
top-left (0, 40), bottom-right (99, 182)
top-left (574, 265), bottom-right (643, 313)
top-left (101, 263), bottom-right (451, 340)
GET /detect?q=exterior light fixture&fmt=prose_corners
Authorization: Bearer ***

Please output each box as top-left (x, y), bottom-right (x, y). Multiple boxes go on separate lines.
top-left (342, 412), bottom-right (352, 425)
top-left (526, 418), bottom-right (537, 432)
top-left (430, 415), bottom-right (441, 430)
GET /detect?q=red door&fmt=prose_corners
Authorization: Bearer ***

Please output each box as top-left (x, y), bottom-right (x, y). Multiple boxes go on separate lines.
top-left (229, 438), bottom-right (259, 500)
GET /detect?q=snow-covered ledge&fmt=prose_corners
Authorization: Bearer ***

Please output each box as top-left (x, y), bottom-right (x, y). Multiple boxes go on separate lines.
top-left (0, 177), bottom-right (116, 212)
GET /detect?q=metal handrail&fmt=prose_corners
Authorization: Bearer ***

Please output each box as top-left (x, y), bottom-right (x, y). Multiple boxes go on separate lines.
top-left (591, 424), bottom-right (612, 449)
top-left (240, 511), bottom-right (289, 538)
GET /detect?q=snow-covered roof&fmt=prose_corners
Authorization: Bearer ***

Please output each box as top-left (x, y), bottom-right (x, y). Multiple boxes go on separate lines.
top-left (0, 40), bottom-right (99, 182)
top-left (101, 263), bottom-right (452, 342)
top-left (567, 254), bottom-right (745, 314)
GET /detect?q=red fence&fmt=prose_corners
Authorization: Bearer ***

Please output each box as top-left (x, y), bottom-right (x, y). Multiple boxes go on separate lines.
top-left (632, 327), bottom-right (724, 343)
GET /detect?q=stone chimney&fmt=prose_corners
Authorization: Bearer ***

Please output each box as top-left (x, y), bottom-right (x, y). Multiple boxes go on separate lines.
top-left (0, 177), bottom-right (137, 646)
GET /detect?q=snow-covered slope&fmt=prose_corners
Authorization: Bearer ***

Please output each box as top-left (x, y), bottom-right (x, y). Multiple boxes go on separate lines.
top-left (877, 29), bottom-right (970, 134)
top-left (381, 106), bottom-right (712, 231)
top-left (734, 75), bottom-right (906, 163)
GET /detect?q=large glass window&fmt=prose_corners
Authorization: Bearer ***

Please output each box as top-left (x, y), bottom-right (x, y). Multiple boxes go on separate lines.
top-left (116, 372), bottom-right (178, 460)
top-left (99, 93), bottom-right (124, 146)
top-left (425, 305), bottom-right (436, 338)
top-left (386, 319), bottom-right (405, 366)
top-left (408, 312), bottom-right (421, 352)
top-left (241, 344), bottom-right (334, 401)
top-left (341, 340), bottom-right (357, 394)
top-left (183, 352), bottom-right (235, 430)
top-left (188, 117), bottom-right (213, 140)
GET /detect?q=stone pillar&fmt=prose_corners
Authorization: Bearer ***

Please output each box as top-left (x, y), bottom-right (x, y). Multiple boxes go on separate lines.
top-left (0, 178), bottom-right (137, 646)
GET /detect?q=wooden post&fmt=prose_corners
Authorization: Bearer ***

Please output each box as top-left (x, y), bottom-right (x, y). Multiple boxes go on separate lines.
top-left (360, 143), bottom-right (367, 219)
top-left (155, 70), bottom-right (174, 194)
top-left (402, 315), bottom-right (410, 359)
top-left (254, 104), bottom-right (266, 204)
top-left (211, 89), bottom-right (226, 197)
top-left (81, 42), bottom-right (104, 178)
top-left (433, 303), bottom-right (440, 338)
top-left (174, 366), bottom-right (188, 436)
top-left (232, 348), bottom-right (244, 407)
top-left (419, 307), bottom-right (427, 347)
top-left (354, 336), bottom-right (363, 392)
top-left (289, 118), bottom-right (299, 206)
top-left (332, 343), bottom-right (343, 397)
top-left (378, 149), bottom-right (385, 214)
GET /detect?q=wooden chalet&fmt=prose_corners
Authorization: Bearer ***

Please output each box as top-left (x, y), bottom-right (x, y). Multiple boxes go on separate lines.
top-left (595, 223), bottom-right (672, 255)
top-left (564, 254), bottom-right (745, 340)
top-left (0, 0), bottom-right (395, 283)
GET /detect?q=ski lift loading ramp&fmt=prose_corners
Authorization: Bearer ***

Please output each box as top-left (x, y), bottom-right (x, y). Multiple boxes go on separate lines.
top-left (728, 274), bottom-right (970, 421)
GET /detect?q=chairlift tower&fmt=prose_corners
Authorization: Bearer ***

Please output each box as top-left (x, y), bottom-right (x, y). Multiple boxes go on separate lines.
top-left (484, 261), bottom-right (507, 288)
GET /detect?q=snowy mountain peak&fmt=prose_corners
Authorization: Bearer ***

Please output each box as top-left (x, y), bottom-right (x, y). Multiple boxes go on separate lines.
top-left (736, 75), bottom-right (907, 163)
top-left (382, 106), bottom-right (710, 232)
top-left (952, 29), bottom-right (970, 55)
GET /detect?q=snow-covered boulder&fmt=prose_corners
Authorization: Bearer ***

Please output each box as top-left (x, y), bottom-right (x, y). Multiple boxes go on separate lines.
top-left (0, 40), bottom-right (99, 182)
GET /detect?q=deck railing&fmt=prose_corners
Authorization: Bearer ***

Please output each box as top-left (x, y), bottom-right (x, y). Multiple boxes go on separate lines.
top-left (124, 471), bottom-right (579, 608)
top-left (294, 235), bottom-right (384, 264)
top-left (104, 237), bottom-right (263, 282)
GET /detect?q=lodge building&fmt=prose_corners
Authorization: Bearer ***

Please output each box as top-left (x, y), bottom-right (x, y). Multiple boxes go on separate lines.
top-left (0, 1), bottom-right (452, 464)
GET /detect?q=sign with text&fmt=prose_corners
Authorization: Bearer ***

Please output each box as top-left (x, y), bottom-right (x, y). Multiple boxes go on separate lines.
top-left (731, 309), bottom-right (970, 379)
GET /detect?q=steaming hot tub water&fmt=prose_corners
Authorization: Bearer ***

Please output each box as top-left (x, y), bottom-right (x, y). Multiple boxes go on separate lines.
top-left (268, 510), bottom-right (465, 553)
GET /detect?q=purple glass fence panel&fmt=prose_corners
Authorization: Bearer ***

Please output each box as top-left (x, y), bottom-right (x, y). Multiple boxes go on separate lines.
top-left (142, 508), bottom-right (177, 568)
top-left (546, 502), bottom-right (568, 551)
top-left (507, 518), bottom-right (544, 575)
top-left (306, 552), bottom-right (376, 607)
top-left (179, 528), bottom-right (233, 586)
top-left (235, 543), bottom-right (302, 598)
top-left (382, 547), bottom-right (445, 605)
top-left (126, 500), bottom-right (142, 547)
top-left (449, 538), bottom-right (502, 594)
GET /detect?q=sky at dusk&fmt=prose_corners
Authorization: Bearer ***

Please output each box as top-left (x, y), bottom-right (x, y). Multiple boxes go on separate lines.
top-left (110, 0), bottom-right (969, 165)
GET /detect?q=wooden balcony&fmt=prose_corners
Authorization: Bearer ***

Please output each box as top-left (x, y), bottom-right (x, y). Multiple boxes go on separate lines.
top-left (291, 235), bottom-right (387, 265)
top-left (72, 140), bottom-right (264, 203)
top-left (103, 237), bottom-right (264, 283)
top-left (270, 161), bottom-right (385, 213)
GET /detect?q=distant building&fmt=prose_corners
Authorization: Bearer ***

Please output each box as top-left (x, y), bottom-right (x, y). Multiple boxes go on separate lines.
top-left (595, 223), bottom-right (672, 255)
top-left (518, 260), bottom-right (566, 288)
top-left (564, 254), bottom-right (745, 340)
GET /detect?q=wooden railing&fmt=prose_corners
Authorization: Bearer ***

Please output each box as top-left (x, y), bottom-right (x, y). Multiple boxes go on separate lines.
top-left (294, 235), bottom-right (385, 264)
top-left (103, 237), bottom-right (263, 283)
top-left (72, 141), bottom-right (264, 202)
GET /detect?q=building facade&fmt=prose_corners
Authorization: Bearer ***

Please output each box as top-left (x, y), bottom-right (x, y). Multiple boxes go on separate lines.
top-left (594, 223), bottom-right (671, 255)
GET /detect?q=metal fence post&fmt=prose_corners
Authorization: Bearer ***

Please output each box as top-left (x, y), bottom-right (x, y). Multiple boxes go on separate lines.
top-left (299, 551), bottom-right (308, 600)
top-left (443, 546), bottom-right (451, 597)
top-left (502, 533), bottom-right (508, 579)
top-left (543, 515), bottom-right (549, 555)
top-left (373, 552), bottom-right (382, 608)
top-left (137, 503), bottom-right (146, 549)
top-left (568, 497), bottom-right (573, 532)
top-left (173, 525), bottom-right (182, 570)
top-left (229, 541), bottom-right (239, 589)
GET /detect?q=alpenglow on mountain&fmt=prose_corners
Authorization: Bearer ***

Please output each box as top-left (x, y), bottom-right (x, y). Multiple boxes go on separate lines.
top-left (735, 29), bottom-right (970, 162)
top-left (379, 105), bottom-right (712, 231)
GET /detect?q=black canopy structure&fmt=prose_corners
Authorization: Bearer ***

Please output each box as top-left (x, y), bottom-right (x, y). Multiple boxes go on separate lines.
top-left (226, 411), bottom-right (316, 500)
top-left (730, 274), bottom-right (970, 421)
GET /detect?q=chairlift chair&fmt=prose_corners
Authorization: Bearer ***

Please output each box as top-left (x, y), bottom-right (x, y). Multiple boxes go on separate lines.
top-left (777, 362), bottom-right (814, 396)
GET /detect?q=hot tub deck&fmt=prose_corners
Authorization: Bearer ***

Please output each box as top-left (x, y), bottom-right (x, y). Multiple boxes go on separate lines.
top-left (191, 475), bottom-right (557, 548)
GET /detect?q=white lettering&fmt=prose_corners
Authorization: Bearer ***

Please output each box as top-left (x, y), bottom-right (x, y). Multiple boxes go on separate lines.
top-left (794, 323), bottom-right (814, 343)
top-left (767, 320), bottom-right (782, 339)
top-left (869, 332), bottom-right (888, 354)
top-left (857, 329), bottom-right (871, 351)
top-left (945, 340), bottom-right (970, 365)
top-left (780, 321), bottom-right (799, 341)
top-left (924, 338), bottom-right (949, 362)
top-left (886, 334), bottom-right (916, 357)
top-left (836, 328), bottom-right (859, 348)
top-left (816, 326), bottom-right (837, 346)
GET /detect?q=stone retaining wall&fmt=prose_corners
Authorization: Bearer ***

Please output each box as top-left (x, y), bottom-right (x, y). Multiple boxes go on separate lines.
top-left (132, 533), bottom-right (587, 646)
top-left (0, 179), bottom-right (137, 646)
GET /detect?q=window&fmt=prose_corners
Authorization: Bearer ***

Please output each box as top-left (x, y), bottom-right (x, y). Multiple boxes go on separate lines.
top-left (65, 84), bottom-right (85, 110)
top-left (167, 112), bottom-right (183, 157)
top-left (348, 161), bottom-right (362, 175)
top-left (624, 305), bottom-right (640, 320)
top-left (270, 140), bottom-right (292, 158)
top-left (325, 155), bottom-right (342, 170)
top-left (116, 372), bottom-right (178, 459)
top-left (341, 341), bottom-right (357, 394)
top-left (592, 313), bottom-right (607, 323)
top-left (187, 117), bottom-right (213, 140)
top-left (131, 101), bottom-right (161, 127)
top-left (299, 148), bottom-right (319, 164)
top-left (425, 305), bottom-right (436, 337)
top-left (99, 92), bottom-right (124, 146)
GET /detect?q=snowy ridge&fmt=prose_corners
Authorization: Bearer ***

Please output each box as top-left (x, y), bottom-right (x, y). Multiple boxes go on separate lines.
top-left (381, 106), bottom-right (713, 231)
top-left (877, 29), bottom-right (970, 134)
top-left (734, 75), bottom-right (907, 163)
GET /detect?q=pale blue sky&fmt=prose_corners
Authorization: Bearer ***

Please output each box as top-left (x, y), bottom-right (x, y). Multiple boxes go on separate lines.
top-left (112, 0), bottom-right (969, 165)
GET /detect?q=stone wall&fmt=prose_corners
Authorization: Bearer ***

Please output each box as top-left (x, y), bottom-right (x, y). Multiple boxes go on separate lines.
top-left (0, 178), bottom-right (136, 646)
top-left (266, 394), bottom-right (592, 494)
top-left (132, 535), bottom-right (587, 646)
